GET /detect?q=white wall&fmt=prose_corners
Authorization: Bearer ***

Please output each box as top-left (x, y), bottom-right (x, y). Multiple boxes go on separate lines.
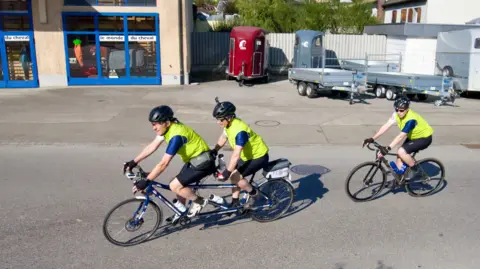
top-left (386, 36), bottom-right (406, 70)
top-left (426, 0), bottom-right (480, 24)
top-left (403, 37), bottom-right (438, 75)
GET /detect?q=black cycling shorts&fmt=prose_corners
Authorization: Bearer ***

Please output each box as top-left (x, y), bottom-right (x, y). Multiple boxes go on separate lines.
top-left (236, 153), bottom-right (269, 178)
top-left (176, 161), bottom-right (216, 187)
top-left (401, 135), bottom-right (432, 154)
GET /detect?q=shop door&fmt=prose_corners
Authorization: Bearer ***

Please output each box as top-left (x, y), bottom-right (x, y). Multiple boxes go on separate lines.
top-left (0, 32), bottom-right (38, 88)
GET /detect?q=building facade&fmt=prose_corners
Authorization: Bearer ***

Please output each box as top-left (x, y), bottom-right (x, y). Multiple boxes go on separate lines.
top-left (380, 0), bottom-right (479, 25)
top-left (0, 0), bottom-right (193, 88)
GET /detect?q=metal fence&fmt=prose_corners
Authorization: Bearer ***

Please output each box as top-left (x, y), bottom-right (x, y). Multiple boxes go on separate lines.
top-left (190, 32), bottom-right (387, 74)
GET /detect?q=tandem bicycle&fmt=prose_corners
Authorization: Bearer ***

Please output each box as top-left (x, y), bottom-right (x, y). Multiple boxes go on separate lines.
top-left (344, 140), bottom-right (445, 202)
top-left (102, 153), bottom-right (295, 247)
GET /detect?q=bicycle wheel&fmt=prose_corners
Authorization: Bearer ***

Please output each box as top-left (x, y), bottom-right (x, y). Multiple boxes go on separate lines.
top-left (251, 179), bottom-right (294, 223)
top-left (345, 161), bottom-right (387, 202)
top-left (103, 197), bottom-right (162, 247)
top-left (405, 158), bottom-right (445, 197)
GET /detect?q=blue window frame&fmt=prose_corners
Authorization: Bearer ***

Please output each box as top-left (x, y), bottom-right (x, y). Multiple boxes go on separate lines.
top-left (62, 12), bottom-right (161, 86)
top-left (64, 0), bottom-right (156, 7)
top-left (0, 0), bottom-right (39, 88)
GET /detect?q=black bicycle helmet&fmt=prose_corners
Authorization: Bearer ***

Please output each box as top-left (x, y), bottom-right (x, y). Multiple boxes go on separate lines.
top-left (212, 97), bottom-right (236, 118)
top-left (149, 105), bottom-right (174, 123)
top-left (394, 96), bottom-right (410, 110)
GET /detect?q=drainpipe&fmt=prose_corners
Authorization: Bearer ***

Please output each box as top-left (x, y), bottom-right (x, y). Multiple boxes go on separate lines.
top-left (377, 0), bottom-right (385, 23)
top-left (178, 0), bottom-right (185, 85)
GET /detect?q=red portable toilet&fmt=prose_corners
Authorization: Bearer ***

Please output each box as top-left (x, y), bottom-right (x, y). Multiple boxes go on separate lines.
top-left (227, 26), bottom-right (270, 84)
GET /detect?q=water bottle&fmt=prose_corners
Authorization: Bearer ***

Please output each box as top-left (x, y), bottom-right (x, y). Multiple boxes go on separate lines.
top-left (390, 161), bottom-right (407, 175)
top-left (240, 192), bottom-right (249, 205)
top-left (172, 199), bottom-right (187, 213)
top-left (209, 194), bottom-right (225, 205)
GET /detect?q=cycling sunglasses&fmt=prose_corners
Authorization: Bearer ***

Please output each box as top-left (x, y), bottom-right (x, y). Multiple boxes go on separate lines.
top-left (395, 108), bottom-right (407, 112)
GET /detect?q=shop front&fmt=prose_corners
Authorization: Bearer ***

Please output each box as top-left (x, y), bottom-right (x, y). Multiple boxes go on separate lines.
top-left (0, 0), bottom-right (39, 88)
top-left (62, 12), bottom-right (161, 85)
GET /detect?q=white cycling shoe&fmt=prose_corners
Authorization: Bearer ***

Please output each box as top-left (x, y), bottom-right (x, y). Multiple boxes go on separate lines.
top-left (187, 198), bottom-right (208, 218)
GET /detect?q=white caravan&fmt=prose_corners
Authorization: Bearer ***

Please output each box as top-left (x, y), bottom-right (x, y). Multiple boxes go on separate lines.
top-left (435, 28), bottom-right (480, 92)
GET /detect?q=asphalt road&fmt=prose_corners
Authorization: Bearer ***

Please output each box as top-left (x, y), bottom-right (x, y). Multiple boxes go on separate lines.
top-left (1, 144), bottom-right (479, 269)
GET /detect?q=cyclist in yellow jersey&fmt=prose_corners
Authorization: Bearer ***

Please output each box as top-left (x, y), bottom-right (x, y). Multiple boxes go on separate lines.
top-left (123, 105), bottom-right (215, 222)
top-left (211, 98), bottom-right (269, 208)
top-left (364, 96), bottom-right (434, 175)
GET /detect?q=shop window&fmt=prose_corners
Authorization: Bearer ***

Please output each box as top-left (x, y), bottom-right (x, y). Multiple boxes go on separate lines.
top-left (5, 40), bottom-right (33, 81)
top-left (66, 34), bottom-right (99, 78)
top-left (98, 39), bottom-right (126, 78)
top-left (0, 0), bottom-right (28, 11)
top-left (475, 38), bottom-right (480, 49)
top-left (1, 15), bottom-right (30, 31)
top-left (127, 16), bottom-right (156, 32)
top-left (98, 16), bottom-right (124, 32)
top-left (64, 15), bottom-right (95, 31)
top-left (64, 0), bottom-right (155, 6)
top-left (128, 38), bottom-right (157, 78)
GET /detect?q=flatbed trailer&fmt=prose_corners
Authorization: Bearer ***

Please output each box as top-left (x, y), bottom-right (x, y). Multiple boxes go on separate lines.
top-left (341, 58), bottom-right (459, 107)
top-left (365, 71), bottom-right (457, 107)
top-left (287, 67), bottom-right (367, 105)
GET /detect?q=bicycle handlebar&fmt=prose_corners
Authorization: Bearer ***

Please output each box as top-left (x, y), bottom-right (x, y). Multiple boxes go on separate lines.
top-left (124, 153), bottom-right (226, 181)
top-left (363, 141), bottom-right (397, 157)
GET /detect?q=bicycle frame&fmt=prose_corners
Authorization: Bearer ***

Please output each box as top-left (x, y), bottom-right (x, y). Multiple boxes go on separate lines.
top-left (366, 141), bottom-right (418, 184)
top-left (132, 169), bottom-right (272, 221)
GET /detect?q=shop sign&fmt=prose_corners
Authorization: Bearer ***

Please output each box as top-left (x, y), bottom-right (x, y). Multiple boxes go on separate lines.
top-left (99, 35), bottom-right (125, 42)
top-left (4, 35), bottom-right (30, 42)
top-left (128, 35), bottom-right (157, 42)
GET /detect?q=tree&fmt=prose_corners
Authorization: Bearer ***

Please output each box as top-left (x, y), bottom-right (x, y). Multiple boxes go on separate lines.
top-left (234, 0), bottom-right (379, 34)
top-left (235, 0), bottom-right (303, 33)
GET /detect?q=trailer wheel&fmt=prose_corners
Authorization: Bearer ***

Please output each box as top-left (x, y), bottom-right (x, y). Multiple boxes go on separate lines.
top-left (375, 86), bottom-right (385, 98)
top-left (297, 82), bottom-right (307, 96)
top-left (306, 83), bottom-right (316, 98)
top-left (385, 88), bottom-right (396, 100)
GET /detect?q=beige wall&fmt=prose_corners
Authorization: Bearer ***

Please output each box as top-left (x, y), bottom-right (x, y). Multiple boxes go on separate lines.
top-left (31, 0), bottom-right (191, 87)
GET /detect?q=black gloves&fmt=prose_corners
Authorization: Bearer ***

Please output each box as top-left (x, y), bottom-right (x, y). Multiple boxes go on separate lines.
top-left (123, 160), bottom-right (137, 174)
top-left (363, 137), bottom-right (374, 146)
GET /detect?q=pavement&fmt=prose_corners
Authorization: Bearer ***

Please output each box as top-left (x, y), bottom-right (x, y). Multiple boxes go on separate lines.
top-left (1, 78), bottom-right (480, 269)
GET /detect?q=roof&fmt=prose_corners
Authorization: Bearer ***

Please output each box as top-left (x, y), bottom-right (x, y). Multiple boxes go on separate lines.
top-left (382, 0), bottom-right (425, 7)
top-left (364, 23), bottom-right (480, 38)
top-left (230, 26), bottom-right (266, 37)
top-left (295, 30), bottom-right (325, 40)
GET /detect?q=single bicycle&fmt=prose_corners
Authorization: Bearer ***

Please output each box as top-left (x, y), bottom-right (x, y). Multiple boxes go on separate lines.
top-left (345, 141), bottom-right (445, 202)
top-left (103, 153), bottom-right (295, 247)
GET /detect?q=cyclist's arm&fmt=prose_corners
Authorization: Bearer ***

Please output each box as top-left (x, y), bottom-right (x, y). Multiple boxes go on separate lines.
top-left (133, 136), bottom-right (164, 164)
top-left (389, 119), bottom-right (416, 149)
top-left (372, 113), bottom-right (396, 140)
top-left (146, 135), bottom-right (185, 181)
top-left (226, 131), bottom-right (248, 172)
top-left (213, 130), bottom-right (228, 151)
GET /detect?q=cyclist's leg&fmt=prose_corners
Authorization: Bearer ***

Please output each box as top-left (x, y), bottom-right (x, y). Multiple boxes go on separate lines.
top-left (230, 159), bottom-right (245, 201)
top-left (169, 162), bottom-right (216, 218)
top-left (397, 136), bottom-right (432, 168)
top-left (230, 153), bottom-right (269, 204)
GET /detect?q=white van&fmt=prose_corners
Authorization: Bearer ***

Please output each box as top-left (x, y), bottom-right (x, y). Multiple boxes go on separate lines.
top-left (435, 28), bottom-right (480, 92)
